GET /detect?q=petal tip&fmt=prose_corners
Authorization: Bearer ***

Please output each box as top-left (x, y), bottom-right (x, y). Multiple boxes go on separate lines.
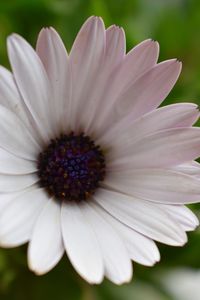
top-left (31, 268), bottom-right (45, 276)
top-left (81, 272), bottom-right (104, 285)
top-left (7, 33), bottom-right (22, 43)
top-left (176, 59), bottom-right (182, 69)
top-left (113, 274), bottom-right (133, 286)
top-left (28, 256), bottom-right (46, 276)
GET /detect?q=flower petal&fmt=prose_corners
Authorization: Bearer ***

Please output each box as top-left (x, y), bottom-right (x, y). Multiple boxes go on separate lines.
top-left (104, 169), bottom-right (200, 204)
top-left (0, 105), bottom-right (41, 160)
top-left (110, 127), bottom-right (200, 169)
top-left (0, 148), bottom-right (37, 174)
top-left (98, 103), bottom-right (199, 147)
top-left (61, 202), bottom-right (104, 284)
top-left (117, 39), bottom-right (159, 85)
top-left (0, 187), bottom-right (48, 247)
top-left (105, 25), bottom-right (125, 68)
top-left (172, 161), bottom-right (200, 176)
top-left (87, 39), bottom-right (159, 136)
top-left (69, 16), bottom-right (105, 132)
top-left (0, 66), bottom-right (29, 124)
top-left (160, 204), bottom-right (199, 232)
top-left (0, 173), bottom-right (38, 192)
top-left (0, 190), bottom-right (27, 211)
top-left (7, 34), bottom-right (53, 142)
top-left (36, 27), bottom-right (70, 133)
top-left (28, 199), bottom-right (64, 275)
top-left (82, 202), bottom-right (132, 284)
top-left (92, 202), bottom-right (160, 267)
top-left (94, 189), bottom-right (187, 246)
top-left (83, 25), bottom-right (126, 133)
top-left (115, 59), bottom-right (181, 120)
top-left (0, 66), bottom-right (43, 144)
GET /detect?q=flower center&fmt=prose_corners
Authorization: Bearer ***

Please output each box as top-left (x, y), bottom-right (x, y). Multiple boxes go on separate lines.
top-left (37, 133), bottom-right (106, 201)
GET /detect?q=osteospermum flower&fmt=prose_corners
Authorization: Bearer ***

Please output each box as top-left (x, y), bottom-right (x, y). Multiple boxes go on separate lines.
top-left (0, 16), bottom-right (200, 285)
top-left (161, 268), bottom-right (200, 300)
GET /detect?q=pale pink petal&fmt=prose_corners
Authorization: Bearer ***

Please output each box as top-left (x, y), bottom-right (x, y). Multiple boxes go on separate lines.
top-left (98, 103), bottom-right (199, 147)
top-left (83, 25), bottom-right (125, 133)
top-left (28, 199), bottom-right (64, 275)
top-left (113, 59), bottom-right (182, 120)
top-left (0, 187), bottom-right (48, 247)
top-left (92, 202), bottom-right (160, 267)
top-left (103, 169), bottom-right (200, 204)
top-left (109, 128), bottom-right (200, 169)
top-left (61, 202), bottom-right (104, 284)
top-left (87, 39), bottom-right (159, 136)
top-left (94, 188), bottom-right (187, 246)
top-left (0, 148), bottom-right (37, 174)
top-left (0, 105), bottom-right (41, 160)
top-left (7, 34), bottom-right (54, 142)
top-left (171, 161), bottom-right (200, 177)
top-left (69, 16), bottom-right (105, 132)
top-left (105, 25), bottom-right (125, 68)
top-left (82, 202), bottom-right (132, 284)
top-left (117, 39), bottom-right (159, 85)
top-left (36, 27), bottom-right (70, 133)
top-left (160, 204), bottom-right (199, 232)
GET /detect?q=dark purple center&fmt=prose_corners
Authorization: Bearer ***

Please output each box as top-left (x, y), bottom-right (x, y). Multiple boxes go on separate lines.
top-left (37, 133), bottom-right (106, 201)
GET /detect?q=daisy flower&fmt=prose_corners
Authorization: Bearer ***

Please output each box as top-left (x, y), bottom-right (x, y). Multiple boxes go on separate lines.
top-left (160, 268), bottom-right (200, 300)
top-left (0, 16), bottom-right (200, 285)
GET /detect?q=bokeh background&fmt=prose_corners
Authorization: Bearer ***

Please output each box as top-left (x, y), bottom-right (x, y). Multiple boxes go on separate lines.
top-left (0, 0), bottom-right (200, 299)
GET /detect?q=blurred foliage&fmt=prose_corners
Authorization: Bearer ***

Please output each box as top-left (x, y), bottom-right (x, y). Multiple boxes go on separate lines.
top-left (0, 0), bottom-right (200, 299)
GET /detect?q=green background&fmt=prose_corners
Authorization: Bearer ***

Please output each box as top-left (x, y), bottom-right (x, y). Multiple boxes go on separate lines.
top-left (0, 0), bottom-right (200, 299)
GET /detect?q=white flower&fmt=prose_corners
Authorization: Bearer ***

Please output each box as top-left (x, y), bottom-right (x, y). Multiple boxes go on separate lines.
top-left (161, 268), bottom-right (200, 300)
top-left (0, 16), bottom-right (200, 284)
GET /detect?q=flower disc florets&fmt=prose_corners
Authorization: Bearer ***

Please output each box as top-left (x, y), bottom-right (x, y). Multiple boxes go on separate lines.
top-left (38, 132), bottom-right (106, 201)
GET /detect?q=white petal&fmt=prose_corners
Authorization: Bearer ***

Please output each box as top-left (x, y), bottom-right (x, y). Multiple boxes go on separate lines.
top-left (115, 59), bottom-right (181, 120)
top-left (160, 204), bottom-right (199, 232)
top-left (0, 66), bottom-right (30, 124)
top-left (7, 34), bottom-right (53, 142)
top-left (28, 199), bottom-right (64, 275)
top-left (69, 16), bottom-right (105, 132)
top-left (104, 169), bottom-right (200, 204)
top-left (162, 269), bottom-right (200, 300)
top-left (0, 190), bottom-right (27, 211)
top-left (0, 173), bottom-right (38, 192)
top-left (0, 187), bottom-right (48, 247)
top-left (0, 66), bottom-right (45, 146)
top-left (98, 103), bottom-right (199, 147)
top-left (0, 105), bottom-right (41, 160)
top-left (82, 202), bottom-right (132, 284)
top-left (92, 202), bottom-right (160, 267)
top-left (110, 127), bottom-right (200, 169)
top-left (61, 202), bottom-right (103, 284)
top-left (0, 147), bottom-right (37, 174)
top-left (36, 27), bottom-right (70, 133)
top-left (94, 189), bottom-right (187, 246)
